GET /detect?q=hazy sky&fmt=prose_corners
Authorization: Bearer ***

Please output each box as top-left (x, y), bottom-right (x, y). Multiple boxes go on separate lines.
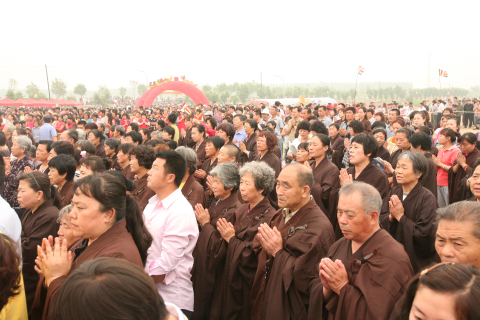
top-left (1, 0), bottom-right (478, 95)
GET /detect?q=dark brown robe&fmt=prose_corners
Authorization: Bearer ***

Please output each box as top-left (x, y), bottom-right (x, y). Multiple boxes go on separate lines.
top-left (194, 140), bottom-right (207, 168)
top-left (308, 229), bottom-right (413, 320)
top-left (21, 199), bottom-right (59, 318)
top-left (121, 164), bottom-right (136, 181)
top-left (250, 199), bottom-right (335, 320)
top-left (390, 147), bottom-right (411, 174)
top-left (221, 197), bottom-right (275, 320)
top-left (377, 145), bottom-right (391, 162)
top-left (380, 182), bottom-right (439, 273)
top-left (179, 128), bottom-right (195, 148)
top-left (131, 174), bottom-right (156, 212)
top-left (347, 163), bottom-right (390, 200)
top-left (191, 192), bottom-right (241, 320)
top-left (95, 142), bottom-right (107, 158)
top-left (59, 180), bottom-right (75, 209)
top-left (361, 119), bottom-right (372, 134)
top-left (254, 150), bottom-right (281, 209)
top-left (200, 157), bottom-right (219, 207)
top-left (448, 148), bottom-right (480, 204)
top-left (271, 145), bottom-right (281, 159)
top-left (32, 219), bottom-right (143, 320)
top-left (431, 145), bottom-right (439, 157)
top-left (330, 135), bottom-right (345, 170)
top-left (241, 132), bottom-right (258, 164)
top-left (181, 174), bottom-right (205, 210)
top-left (309, 157), bottom-right (340, 218)
top-left (423, 152), bottom-right (437, 199)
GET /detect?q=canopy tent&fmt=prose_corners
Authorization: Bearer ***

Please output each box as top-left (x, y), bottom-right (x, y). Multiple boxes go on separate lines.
top-left (66, 99), bottom-right (81, 106)
top-left (0, 97), bottom-right (18, 106)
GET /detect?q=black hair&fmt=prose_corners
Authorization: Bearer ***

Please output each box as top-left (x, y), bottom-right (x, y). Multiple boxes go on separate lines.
top-left (234, 114), bottom-right (246, 122)
top-left (245, 119), bottom-right (258, 132)
top-left (125, 131), bottom-right (143, 145)
top-left (345, 106), bottom-right (356, 114)
top-left (0, 131), bottom-right (6, 146)
top-left (372, 127), bottom-right (388, 141)
top-left (192, 124), bottom-right (206, 138)
top-left (309, 121), bottom-right (328, 135)
top-left (297, 120), bottom-right (311, 131)
top-left (439, 128), bottom-right (457, 143)
top-left (409, 132), bottom-right (432, 151)
top-left (48, 154), bottom-right (77, 181)
top-left (267, 120), bottom-right (276, 129)
top-left (165, 140), bottom-right (177, 150)
top-left (80, 155), bottom-right (112, 173)
top-left (65, 129), bottom-right (79, 143)
top-left (18, 171), bottom-right (61, 208)
top-left (128, 122), bottom-right (139, 132)
top-left (349, 120), bottom-right (364, 134)
top-left (206, 136), bottom-right (225, 150)
top-left (167, 113), bottom-right (177, 124)
top-left (117, 143), bottom-right (135, 155)
top-left (329, 123), bottom-right (340, 130)
top-left (89, 129), bottom-right (105, 142)
top-left (217, 123), bottom-right (235, 142)
top-left (351, 134), bottom-right (378, 160)
top-left (51, 141), bottom-right (75, 157)
top-left (311, 134), bottom-right (332, 156)
top-left (206, 117), bottom-right (217, 129)
top-left (162, 126), bottom-right (175, 140)
top-left (416, 126), bottom-right (433, 136)
top-left (74, 175), bottom-right (153, 265)
top-left (371, 121), bottom-right (387, 130)
top-left (129, 145), bottom-right (156, 169)
top-left (105, 138), bottom-right (121, 154)
top-left (0, 233), bottom-right (21, 312)
top-left (155, 150), bottom-right (187, 187)
top-left (140, 128), bottom-right (151, 141)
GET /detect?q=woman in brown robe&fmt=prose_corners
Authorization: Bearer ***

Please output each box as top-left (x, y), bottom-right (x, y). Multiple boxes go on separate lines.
top-left (192, 124), bottom-right (207, 168)
top-left (373, 127), bottom-right (391, 162)
top-left (47, 154), bottom-right (77, 209)
top-left (217, 161), bottom-right (276, 320)
top-left (191, 163), bottom-right (241, 320)
top-left (195, 136), bottom-right (224, 207)
top-left (380, 151), bottom-right (439, 273)
top-left (254, 131), bottom-right (281, 209)
top-left (32, 173), bottom-right (152, 320)
top-left (128, 145), bottom-right (156, 212)
top-left (448, 133), bottom-right (480, 204)
top-left (329, 123), bottom-right (345, 169)
top-left (387, 128), bottom-right (412, 187)
top-left (88, 129), bottom-right (107, 159)
top-left (409, 132), bottom-right (438, 198)
top-left (238, 119), bottom-right (258, 164)
top-left (18, 172), bottom-right (60, 318)
top-left (176, 146), bottom-right (205, 210)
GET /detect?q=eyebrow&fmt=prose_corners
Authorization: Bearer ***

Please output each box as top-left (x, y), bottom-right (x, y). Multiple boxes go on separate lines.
top-left (413, 305), bottom-right (425, 316)
top-left (277, 180), bottom-right (291, 187)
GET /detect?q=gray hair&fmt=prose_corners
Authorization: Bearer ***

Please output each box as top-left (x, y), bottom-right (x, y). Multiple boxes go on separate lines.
top-left (13, 135), bottom-right (32, 154)
top-left (4, 124), bottom-right (15, 133)
top-left (57, 204), bottom-right (73, 223)
top-left (339, 181), bottom-right (382, 215)
top-left (175, 146), bottom-right (197, 175)
top-left (239, 161), bottom-right (275, 195)
top-left (210, 163), bottom-right (240, 193)
top-left (76, 129), bottom-right (86, 140)
top-left (436, 201), bottom-right (480, 240)
top-left (155, 131), bottom-right (163, 140)
top-left (398, 150), bottom-right (427, 182)
top-left (115, 125), bottom-right (126, 135)
top-left (286, 163), bottom-right (313, 191)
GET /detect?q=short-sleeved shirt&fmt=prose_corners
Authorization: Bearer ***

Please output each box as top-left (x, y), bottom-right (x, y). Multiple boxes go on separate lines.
top-left (234, 128), bottom-right (247, 147)
top-left (39, 123), bottom-right (57, 141)
top-left (437, 145), bottom-right (460, 186)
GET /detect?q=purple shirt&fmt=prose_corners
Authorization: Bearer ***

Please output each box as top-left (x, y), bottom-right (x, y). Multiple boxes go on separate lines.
top-left (143, 188), bottom-right (199, 311)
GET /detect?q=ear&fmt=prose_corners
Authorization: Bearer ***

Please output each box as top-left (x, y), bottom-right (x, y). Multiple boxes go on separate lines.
top-left (37, 190), bottom-right (44, 200)
top-left (369, 210), bottom-right (379, 224)
top-left (103, 208), bottom-right (115, 224)
top-left (302, 186), bottom-right (310, 198)
top-left (166, 173), bottom-right (176, 185)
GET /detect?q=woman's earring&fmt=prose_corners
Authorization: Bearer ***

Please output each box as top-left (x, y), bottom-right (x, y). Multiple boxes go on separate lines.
top-left (37, 199), bottom-right (40, 201)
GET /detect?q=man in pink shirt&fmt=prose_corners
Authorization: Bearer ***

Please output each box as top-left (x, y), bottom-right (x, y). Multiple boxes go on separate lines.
top-left (432, 128), bottom-right (460, 207)
top-left (145, 150), bottom-right (199, 319)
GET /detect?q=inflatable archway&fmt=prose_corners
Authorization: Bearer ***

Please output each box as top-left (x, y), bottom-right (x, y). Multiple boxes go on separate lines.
top-left (135, 80), bottom-right (209, 108)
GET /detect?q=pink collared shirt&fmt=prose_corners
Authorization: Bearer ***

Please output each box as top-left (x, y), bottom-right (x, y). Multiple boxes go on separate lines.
top-left (437, 145), bottom-right (460, 186)
top-left (143, 188), bottom-right (199, 311)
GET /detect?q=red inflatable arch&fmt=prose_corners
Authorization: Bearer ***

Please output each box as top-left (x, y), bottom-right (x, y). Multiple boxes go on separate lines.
top-left (135, 80), bottom-right (209, 109)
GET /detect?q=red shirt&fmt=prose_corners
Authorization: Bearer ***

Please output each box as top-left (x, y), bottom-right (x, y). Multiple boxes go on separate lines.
top-left (437, 145), bottom-right (460, 186)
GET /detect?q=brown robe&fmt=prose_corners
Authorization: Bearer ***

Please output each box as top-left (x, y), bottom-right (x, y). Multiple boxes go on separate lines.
top-left (191, 192), bottom-right (241, 320)
top-left (347, 163), bottom-right (390, 200)
top-left (250, 199), bottom-right (335, 320)
top-left (423, 153), bottom-right (438, 199)
top-left (271, 145), bottom-right (281, 159)
top-left (330, 135), bottom-right (345, 170)
top-left (181, 174), bottom-right (205, 210)
top-left (21, 199), bottom-right (59, 318)
top-left (361, 119), bottom-right (372, 134)
top-left (32, 219), bottom-right (143, 320)
top-left (241, 132), bottom-right (258, 164)
top-left (131, 174), bottom-right (156, 212)
top-left (377, 145), bottom-right (391, 162)
top-left (95, 142), bottom-right (107, 158)
top-left (308, 229), bottom-right (413, 320)
top-left (121, 164), bottom-right (136, 181)
top-left (221, 197), bottom-right (275, 320)
top-left (254, 150), bottom-right (281, 209)
top-left (194, 140), bottom-right (207, 168)
top-left (179, 128), bottom-right (196, 148)
top-left (59, 180), bottom-right (75, 209)
top-left (200, 157), bottom-right (219, 207)
top-left (448, 148), bottom-right (480, 204)
top-left (380, 182), bottom-right (439, 273)
top-left (309, 157), bottom-right (340, 218)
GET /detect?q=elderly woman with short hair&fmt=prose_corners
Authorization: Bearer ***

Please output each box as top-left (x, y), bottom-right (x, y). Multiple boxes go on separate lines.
top-left (3, 135), bottom-right (34, 208)
top-left (191, 162), bottom-right (242, 319)
top-left (254, 130), bottom-right (281, 208)
top-left (380, 151), bottom-right (439, 274)
top-left (175, 146), bottom-right (205, 210)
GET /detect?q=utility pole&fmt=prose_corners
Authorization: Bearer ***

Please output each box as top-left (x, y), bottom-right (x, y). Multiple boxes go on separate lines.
top-left (45, 65), bottom-right (51, 99)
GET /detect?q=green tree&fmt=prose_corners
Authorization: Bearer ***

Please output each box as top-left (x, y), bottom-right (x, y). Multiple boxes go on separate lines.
top-left (66, 94), bottom-right (77, 101)
top-left (93, 85), bottom-right (111, 107)
top-left (237, 84), bottom-right (250, 103)
top-left (285, 88), bottom-right (293, 98)
top-left (119, 86), bottom-right (127, 98)
top-left (6, 89), bottom-right (15, 99)
top-left (349, 89), bottom-right (356, 100)
top-left (341, 91), bottom-right (349, 102)
top-left (26, 82), bottom-right (40, 98)
top-left (202, 84), bottom-right (213, 92)
top-left (230, 95), bottom-right (239, 104)
top-left (74, 84), bottom-right (87, 97)
top-left (129, 80), bottom-right (139, 99)
top-left (35, 92), bottom-right (48, 100)
top-left (220, 91), bottom-right (230, 103)
top-left (51, 78), bottom-right (67, 98)
top-left (215, 83), bottom-right (227, 94)
top-left (137, 84), bottom-right (148, 96)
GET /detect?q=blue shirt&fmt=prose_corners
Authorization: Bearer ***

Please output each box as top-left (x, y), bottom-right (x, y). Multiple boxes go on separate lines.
top-left (31, 127), bottom-right (41, 143)
top-left (234, 128), bottom-right (247, 147)
top-left (39, 123), bottom-right (57, 141)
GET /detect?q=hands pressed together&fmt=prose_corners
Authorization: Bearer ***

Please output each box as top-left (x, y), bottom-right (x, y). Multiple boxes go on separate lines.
top-left (319, 258), bottom-right (349, 298)
top-left (257, 223), bottom-right (283, 257)
top-left (36, 236), bottom-right (73, 287)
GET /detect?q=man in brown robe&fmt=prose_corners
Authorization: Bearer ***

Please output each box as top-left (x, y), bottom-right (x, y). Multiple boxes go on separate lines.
top-left (308, 181), bottom-right (413, 320)
top-left (191, 191), bottom-right (241, 320)
top-left (340, 134), bottom-right (389, 200)
top-left (250, 164), bottom-right (335, 320)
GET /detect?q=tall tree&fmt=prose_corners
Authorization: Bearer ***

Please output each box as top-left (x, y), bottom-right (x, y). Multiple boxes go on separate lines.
top-left (51, 78), bottom-right (67, 98)
top-left (137, 84), bottom-right (148, 96)
top-left (220, 91), bottom-right (230, 103)
top-left (74, 84), bottom-right (87, 97)
top-left (93, 85), bottom-right (111, 107)
top-left (129, 80), bottom-right (139, 99)
top-left (26, 82), bottom-right (40, 98)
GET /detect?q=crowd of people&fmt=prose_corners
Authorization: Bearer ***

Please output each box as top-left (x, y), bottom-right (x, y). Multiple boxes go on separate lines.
top-left (1, 97), bottom-right (480, 320)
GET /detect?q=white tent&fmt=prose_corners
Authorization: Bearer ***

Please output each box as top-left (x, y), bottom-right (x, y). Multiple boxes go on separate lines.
top-left (253, 97), bottom-right (336, 106)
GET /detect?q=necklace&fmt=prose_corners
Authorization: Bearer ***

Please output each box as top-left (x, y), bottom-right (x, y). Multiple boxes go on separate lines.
top-left (39, 164), bottom-right (48, 172)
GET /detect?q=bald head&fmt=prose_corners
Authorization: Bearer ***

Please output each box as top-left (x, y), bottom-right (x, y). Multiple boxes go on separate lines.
top-left (287, 163), bottom-right (313, 190)
top-left (276, 164), bottom-right (313, 211)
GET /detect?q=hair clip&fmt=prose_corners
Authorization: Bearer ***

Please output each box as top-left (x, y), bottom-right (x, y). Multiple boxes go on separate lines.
top-left (420, 262), bottom-right (455, 276)
top-left (80, 151), bottom-right (87, 158)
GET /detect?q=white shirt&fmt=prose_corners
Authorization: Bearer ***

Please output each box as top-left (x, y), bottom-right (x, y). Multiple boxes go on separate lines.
top-left (165, 302), bottom-right (189, 320)
top-left (143, 188), bottom-right (199, 311)
top-left (0, 196), bottom-right (22, 257)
